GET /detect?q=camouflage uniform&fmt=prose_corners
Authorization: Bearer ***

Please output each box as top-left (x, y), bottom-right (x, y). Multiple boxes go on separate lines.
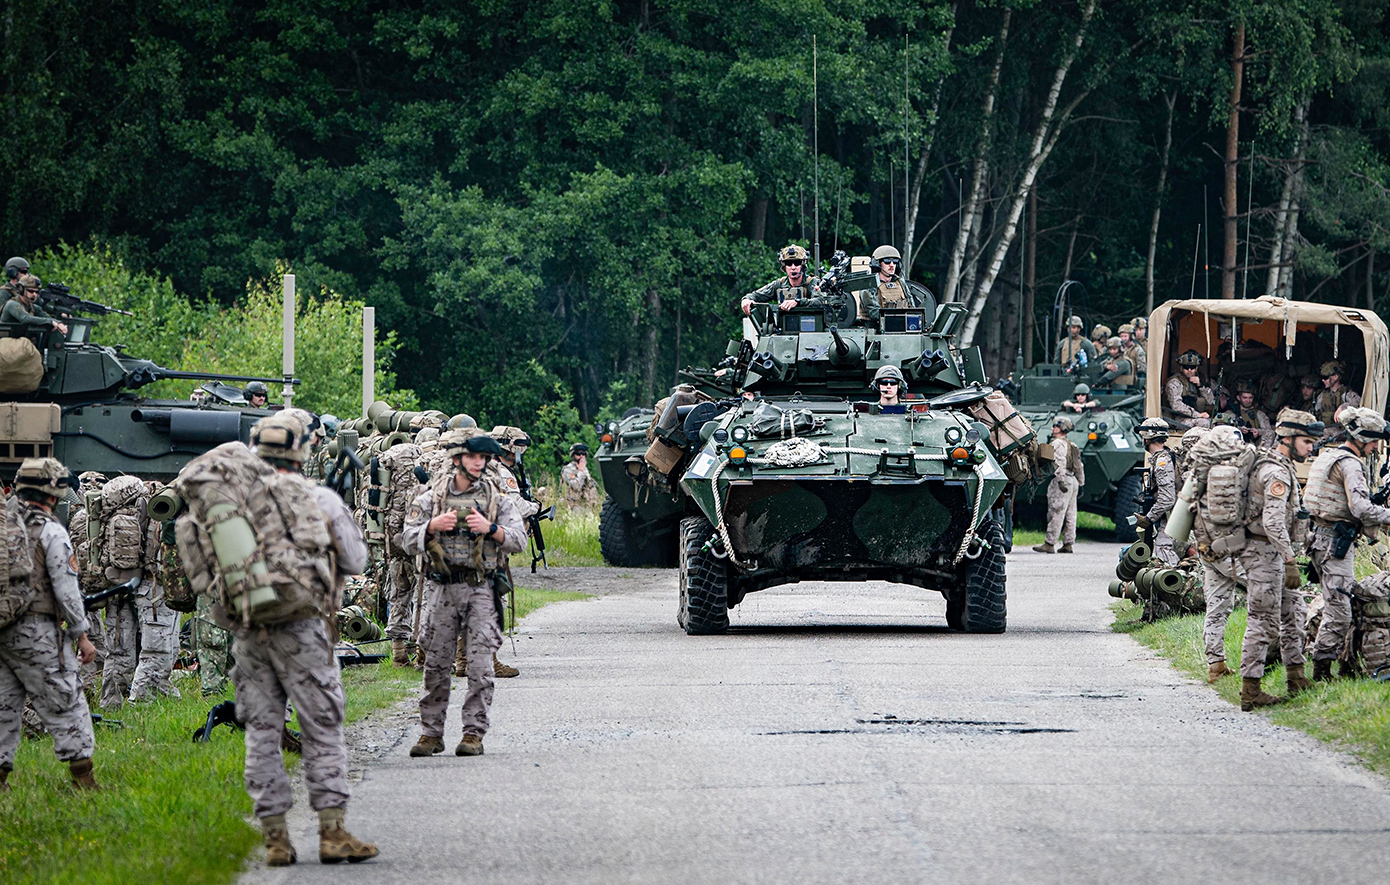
top-left (1145, 446), bottom-right (1179, 565)
top-left (1305, 445), bottom-right (1390, 667)
top-left (1056, 334), bottom-right (1096, 366)
top-left (128, 514), bottom-right (180, 701)
top-left (0, 502), bottom-right (96, 773)
top-left (560, 461), bottom-right (598, 507)
top-left (225, 484), bottom-right (366, 818)
top-left (379, 443), bottom-right (424, 644)
top-left (1163, 374), bottom-right (1213, 430)
top-left (403, 471), bottom-right (525, 743)
top-left (1315, 384), bottom-right (1362, 429)
top-left (1044, 435), bottom-right (1080, 549)
top-left (194, 593), bottom-right (233, 696)
top-left (1238, 450), bottom-right (1306, 679)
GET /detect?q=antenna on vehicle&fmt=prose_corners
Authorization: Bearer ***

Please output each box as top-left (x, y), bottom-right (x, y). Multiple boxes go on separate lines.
top-left (813, 35), bottom-right (820, 277)
top-left (1189, 225), bottom-right (1201, 300)
top-left (904, 33), bottom-right (911, 280)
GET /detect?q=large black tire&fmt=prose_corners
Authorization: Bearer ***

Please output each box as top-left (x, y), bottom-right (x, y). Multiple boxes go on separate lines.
top-left (677, 516), bottom-right (730, 635)
top-left (599, 498), bottom-right (635, 566)
top-left (1113, 471), bottom-right (1144, 543)
top-left (946, 518), bottom-right (1008, 633)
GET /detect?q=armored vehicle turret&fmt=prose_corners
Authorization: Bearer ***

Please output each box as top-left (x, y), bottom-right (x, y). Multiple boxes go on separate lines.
top-left (0, 314), bottom-right (287, 480)
top-left (598, 251), bottom-right (1031, 634)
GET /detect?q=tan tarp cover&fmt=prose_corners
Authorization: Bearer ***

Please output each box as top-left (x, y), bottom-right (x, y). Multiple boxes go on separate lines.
top-left (0, 337), bottom-right (43, 393)
top-left (1145, 297), bottom-right (1389, 417)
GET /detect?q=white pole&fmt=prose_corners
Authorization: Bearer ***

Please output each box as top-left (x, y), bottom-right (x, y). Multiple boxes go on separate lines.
top-left (362, 306), bottom-right (375, 419)
top-left (281, 274), bottom-right (296, 408)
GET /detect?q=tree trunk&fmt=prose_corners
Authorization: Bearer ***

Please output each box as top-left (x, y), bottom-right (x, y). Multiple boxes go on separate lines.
top-left (1276, 99), bottom-right (1311, 298)
top-left (1146, 89), bottom-right (1176, 314)
top-left (904, 2), bottom-right (957, 275)
top-left (744, 198), bottom-right (768, 242)
top-left (1221, 23), bottom-right (1245, 299)
top-left (958, 177), bottom-right (987, 303)
top-left (673, 301), bottom-right (683, 384)
top-left (942, 8), bottom-right (1009, 303)
top-left (1368, 247), bottom-right (1376, 311)
top-left (1023, 185), bottom-right (1037, 366)
top-left (959, 0), bottom-right (1098, 346)
top-left (641, 288), bottom-right (661, 405)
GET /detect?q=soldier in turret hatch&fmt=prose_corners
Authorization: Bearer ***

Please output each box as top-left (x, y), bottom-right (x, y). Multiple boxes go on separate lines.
top-left (244, 380), bottom-right (270, 409)
top-left (0, 274), bottom-right (67, 336)
top-left (0, 256), bottom-right (29, 308)
top-left (741, 245), bottom-right (820, 317)
top-left (869, 365), bottom-right (908, 415)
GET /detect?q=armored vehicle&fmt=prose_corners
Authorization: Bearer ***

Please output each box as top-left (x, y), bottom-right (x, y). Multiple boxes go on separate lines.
top-left (1004, 364), bottom-right (1147, 541)
top-left (596, 407), bottom-right (684, 567)
top-left (599, 252), bottom-right (1030, 634)
top-left (0, 314), bottom-right (285, 481)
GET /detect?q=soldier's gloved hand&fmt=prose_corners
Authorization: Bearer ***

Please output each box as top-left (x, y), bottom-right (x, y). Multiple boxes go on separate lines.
top-left (1284, 559), bottom-right (1303, 589)
top-left (1134, 514), bottom-right (1151, 529)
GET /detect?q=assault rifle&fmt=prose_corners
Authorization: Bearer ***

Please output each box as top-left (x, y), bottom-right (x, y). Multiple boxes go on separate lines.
top-left (511, 454), bottom-right (555, 573)
top-left (82, 576), bottom-right (141, 611)
top-left (324, 445), bottom-right (364, 504)
top-left (1371, 461), bottom-right (1390, 507)
top-left (37, 281), bottom-right (133, 318)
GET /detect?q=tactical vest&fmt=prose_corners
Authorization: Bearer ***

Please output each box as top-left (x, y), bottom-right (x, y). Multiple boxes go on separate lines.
top-left (1124, 344), bottom-right (1145, 374)
top-left (877, 278), bottom-right (908, 310)
top-left (1058, 337), bottom-right (1087, 364)
top-left (1143, 447), bottom-right (1175, 497)
top-left (430, 473), bottom-right (503, 581)
top-left (1106, 358), bottom-right (1135, 387)
top-left (1305, 447), bottom-right (1360, 524)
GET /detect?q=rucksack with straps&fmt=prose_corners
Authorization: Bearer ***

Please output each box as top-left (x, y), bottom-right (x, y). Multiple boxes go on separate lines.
top-left (1185, 428), bottom-right (1256, 556)
top-left (100, 475), bottom-right (149, 573)
top-left (0, 494), bottom-right (35, 629)
top-left (174, 442), bottom-right (336, 626)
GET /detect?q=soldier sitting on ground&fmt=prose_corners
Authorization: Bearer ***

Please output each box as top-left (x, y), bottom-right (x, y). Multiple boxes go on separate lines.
top-left (1062, 383), bottom-right (1103, 413)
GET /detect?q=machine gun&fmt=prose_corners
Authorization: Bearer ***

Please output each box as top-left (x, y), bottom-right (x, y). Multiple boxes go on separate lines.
top-left (82, 576), bottom-right (141, 611)
top-left (37, 281), bottom-right (133, 318)
top-left (512, 455), bottom-right (555, 573)
top-left (1371, 461), bottom-right (1390, 507)
top-left (1064, 351), bottom-right (1088, 376)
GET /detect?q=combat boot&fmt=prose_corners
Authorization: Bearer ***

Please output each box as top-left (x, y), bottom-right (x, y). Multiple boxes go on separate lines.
top-left (1312, 659), bottom-right (1333, 682)
top-left (1207, 661), bottom-right (1234, 684)
top-left (1240, 677), bottom-right (1285, 712)
top-left (68, 757), bottom-right (99, 790)
top-left (455, 734), bottom-right (484, 756)
top-left (411, 643), bottom-right (424, 671)
top-left (391, 640), bottom-right (409, 667)
top-left (1286, 663), bottom-right (1313, 697)
top-left (0, 763), bottom-right (10, 792)
top-left (260, 813), bottom-right (296, 867)
top-left (409, 734), bottom-right (444, 757)
top-left (493, 654), bottom-right (518, 678)
top-left (318, 808), bottom-right (379, 864)
top-left (454, 636), bottom-right (467, 678)
top-left (1059, 543), bottom-right (1075, 553)
top-left (280, 725), bottom-right (303, 755)
top-left (1032, 543), bottom-right (1056, 554)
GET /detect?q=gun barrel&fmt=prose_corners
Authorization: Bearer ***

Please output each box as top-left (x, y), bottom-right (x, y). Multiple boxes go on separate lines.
top-left (153, 370), bottom-right (298, 385)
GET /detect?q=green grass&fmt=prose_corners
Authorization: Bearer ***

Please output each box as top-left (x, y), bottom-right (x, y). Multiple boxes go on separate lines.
top-left (0, 586), bottom-right (585, 884)
top-left (1114, 600), bottom-right (1390, 776)
top-left (510, 498), bottom-right (603, 568)
top-left (1013, 510), bottom-right (1116, 548)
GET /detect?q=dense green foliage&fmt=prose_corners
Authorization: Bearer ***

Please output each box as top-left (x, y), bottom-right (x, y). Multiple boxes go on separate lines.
top-left (5, 1), bottom-right (1390, 413)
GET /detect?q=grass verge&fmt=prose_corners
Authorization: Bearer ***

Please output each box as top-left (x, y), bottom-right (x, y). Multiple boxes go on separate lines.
top-left (1114, 601), bottom-right (1390, 776)
top-left (0, 585), bottom-right (586, 884)
top-left (510, 499), bottom-right (603, 568)
top-left (1014, 510), bottom-right (1116, 548)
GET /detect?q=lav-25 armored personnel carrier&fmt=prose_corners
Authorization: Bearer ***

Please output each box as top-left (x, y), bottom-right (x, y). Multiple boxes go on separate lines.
top-left (0, 308), bottom-right (284, 481)
top-left (598, 252), bottom-right (1032, 634)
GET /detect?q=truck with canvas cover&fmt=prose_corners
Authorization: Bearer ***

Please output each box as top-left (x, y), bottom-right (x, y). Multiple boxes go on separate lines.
top-left (601, 251), bottom-right (1028, 634)
top-left (0, 304), bottom-right (287, 481)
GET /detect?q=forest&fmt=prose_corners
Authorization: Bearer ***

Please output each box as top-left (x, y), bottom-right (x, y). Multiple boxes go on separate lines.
top-left (5, 0), bottom-right (1389, 429)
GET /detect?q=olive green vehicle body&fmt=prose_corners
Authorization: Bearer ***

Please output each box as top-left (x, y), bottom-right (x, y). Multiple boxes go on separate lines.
top-left (0, 316), bottom-right (280, 481)
top-left (1007, 362), bottom-right (1146, 539)
top-left (599, 258), bottom-right (1018, 632)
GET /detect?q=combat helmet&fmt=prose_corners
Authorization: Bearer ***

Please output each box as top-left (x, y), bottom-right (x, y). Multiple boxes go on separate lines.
top-left (1136, 417), bottom-right (1171, 441)
top-left (1274, 408), bottom-right (1323, 439)
top-left (1073, 383), bottom-right (1091, 396)
top-left (569, 443), bottom-right (590, 457)
top-left (872, 364), bottom-right (908, 391)
top-left (1176, 349), bottom-right (1203, 368)
top-left (14, 457), bottom-right (74, 500)
top-left (446, 414), bottom-right (477, 431)
top-left (870, 245), bottom-right (902, 274)
top-left (251, 412), bottom-right (311, 463)
top-left (1118, 323), bottom-right (1135, 335)
top-left (1105, 336), bottom-right (1122, 350)
top-left (77, 470), bottom-right (108, 493)
top-left (489, 426), bottom-right (531, 455)
top-left (1091, 324), bottom-right (1112, 341)
top-left (1339, 407), bottom-right (1390, 442)
top-left (244, 380), bottom-right (269, 399)
top-left (4, 256), bottom-right (28, 280)
top-left (415, 426), bottom-right (441, 452)
top-left (1067, 315), bottom-right (1084, 330)
top-left (1053, 416), bottom-right (1074, 432)
top-left (1320, 360), bottom-right (1345, 380)
top-left (442, 428), bottom-right (503, 458)
top-left (319, 414), bottom-right (340, 439)
top-left (777, 244), bottom-right (809, 265)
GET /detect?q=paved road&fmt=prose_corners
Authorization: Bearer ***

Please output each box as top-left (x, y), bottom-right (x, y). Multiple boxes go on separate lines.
top-left (246, 544), bottom-right (1390, 884)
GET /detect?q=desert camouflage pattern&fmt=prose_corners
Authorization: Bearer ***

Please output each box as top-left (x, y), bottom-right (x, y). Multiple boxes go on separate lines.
top-left (560, 461), bottom-right (598, 506)
top-left (1044, 437), bottom-right (1079, 547)
top-left (1145, 447), bottom-right (1179, 565)
top-left (1239, 450), bottom-right (1305, 678)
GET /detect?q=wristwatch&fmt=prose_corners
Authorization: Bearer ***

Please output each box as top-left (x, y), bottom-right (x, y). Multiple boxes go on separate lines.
top-left (489, 522), bottom-right (499, 536)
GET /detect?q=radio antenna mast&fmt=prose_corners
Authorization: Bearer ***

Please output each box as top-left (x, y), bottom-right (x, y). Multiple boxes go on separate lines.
top-left (904, 33), bottom-right (910, 280)
top-left (813, 35), bottom-right (820, 276)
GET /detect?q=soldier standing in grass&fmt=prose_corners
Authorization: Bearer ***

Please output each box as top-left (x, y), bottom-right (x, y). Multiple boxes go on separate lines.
top-left (0, 458), bottom-right (100, 791)
top-left (560, 443), bottom-right (599, 507)
top-left (1305, 407), bottom-right (1390, 681)
top-left (1237, 409), bottom-right (1320, 712)
top-left (404, 430), bottom-right (525, 759)
top-left (1034, 417), bottom-right (1081, 554)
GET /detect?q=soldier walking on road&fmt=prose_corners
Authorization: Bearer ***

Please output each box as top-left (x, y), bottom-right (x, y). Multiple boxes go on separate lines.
top-left (1034, 417), bottom-right (1081, 554)
top-left (1238, 409), bottom-right (1320, 711)
top-left (1135, 419), bottom-right (1178, 565)
top-left (1306, 408), bottom-right (1390, 681)
top-left (404, 431), bottom-right (525, 759)
top-left (0, 458), bottom-right (100, 791)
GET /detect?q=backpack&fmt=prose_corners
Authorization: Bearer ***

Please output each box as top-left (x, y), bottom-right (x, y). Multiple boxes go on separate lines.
top-left (1185, 427), bottom-right (1256, 555)
top-left (100, 475), bottom-right (149, 573)
top-left (0, 494), bottom-right (35, 629)
top-left (377, 443), bottom-right (423, 543)
top-left (173, 442), bottom-right (336, 626)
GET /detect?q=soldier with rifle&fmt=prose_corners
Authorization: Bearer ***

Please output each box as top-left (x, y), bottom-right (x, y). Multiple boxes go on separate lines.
top-left (0, 274), bottom-right (67, 336)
